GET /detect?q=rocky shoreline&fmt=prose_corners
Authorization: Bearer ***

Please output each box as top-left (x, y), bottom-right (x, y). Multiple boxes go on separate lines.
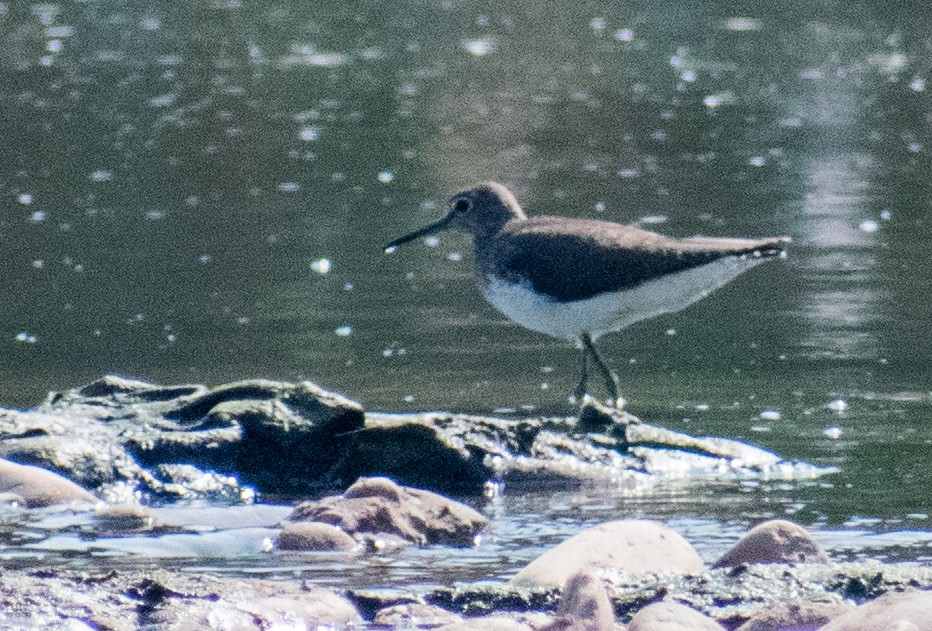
top-left (0, 376), bottom-right (927, 629)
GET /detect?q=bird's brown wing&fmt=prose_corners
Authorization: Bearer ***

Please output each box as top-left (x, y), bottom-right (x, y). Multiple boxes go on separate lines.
top-left (487, 217), bottom-right (789, 303)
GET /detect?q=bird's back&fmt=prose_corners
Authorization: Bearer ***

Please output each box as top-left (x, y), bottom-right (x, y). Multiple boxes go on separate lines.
top-left (477, 216), bottom-right (789, 303)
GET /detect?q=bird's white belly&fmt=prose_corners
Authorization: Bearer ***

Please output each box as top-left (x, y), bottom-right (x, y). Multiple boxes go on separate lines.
top-left (481, 255), bottom-right (767, 341)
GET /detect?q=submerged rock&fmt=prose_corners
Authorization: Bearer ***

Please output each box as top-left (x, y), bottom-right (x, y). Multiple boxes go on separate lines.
top-left (288, 476), bottom-right (488, 546)
top-left (0, 375), bottom-right (830, 499)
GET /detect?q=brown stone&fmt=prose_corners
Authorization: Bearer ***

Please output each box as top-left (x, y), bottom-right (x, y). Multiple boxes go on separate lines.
top-left (735, 595), bottom-right (854, 630)
top-left (276, 521), bottom-right (357, 552)
top-left (819, 590), bottom-right (932, 630)
top-left (288, 476), bottom-right (487, 546)
top-left (714, 519), bottom-right (828, 567)
top-left (539, 570), bottom-right (616, 631)
top-left (627, 602), bottom-right (725, 631)
top-left (511, 520), bottom-right (704, 589)
top-left (0, 458), bottom-right (97, 507)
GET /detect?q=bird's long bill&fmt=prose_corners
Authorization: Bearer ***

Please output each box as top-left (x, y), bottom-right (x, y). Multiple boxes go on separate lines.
top-left (384, 216), bottom-right (451, 252)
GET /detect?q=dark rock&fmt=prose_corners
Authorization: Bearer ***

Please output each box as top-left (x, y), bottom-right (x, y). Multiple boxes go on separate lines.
top-left (276, 521), bottom-right (358, 552)
top-left (627, 602), bottom-right (726, 630)
top-left (0, 375), bottom-right (830, 499)
top-left (94, 504), bottom-right (165, 534)
top-left (288, 476), bottom-right (488, 546)
top-left (0, 457), bottom-right (97, 507)
top-left (0, 376), bottom-right (364, 498)
top-left (511, 520), bottom-right (705, 589)
top-left (714, 519), bottom-right (828, 567)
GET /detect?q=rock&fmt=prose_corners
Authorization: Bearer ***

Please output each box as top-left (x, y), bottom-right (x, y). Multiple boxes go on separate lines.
top-left (434, 613), bottom-right (551, 630)
top-left (0, 376), bottom-right (831, 499)
top-left (94, 504), bottom-right (166, 533)
top-left (511, 520), bottom-right (704, 589)
top-left (288, 476), bottom-right (487, 546)
top-left (818, 590), bottom-right (932, 630)
top-left (714, 520), bottom-right (828, 567)
top-left (539, 570), bottom-right (616, 631)
top-left (372, 603), bottom-right (464, 628)
top-left (627, 602), bottom-right (726, 630)
top-left (0, 458), bottom-right (97, 507)
top-left (735, 595), bottom-right (853, 630)
top-left (276, 521), bottom-right (358, 551)
top-left (132, 573), bottom-right (362, 630)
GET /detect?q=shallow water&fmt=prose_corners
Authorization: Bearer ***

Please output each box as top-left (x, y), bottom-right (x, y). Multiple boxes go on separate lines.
top-left (2, 0), bottom-right (932, 580)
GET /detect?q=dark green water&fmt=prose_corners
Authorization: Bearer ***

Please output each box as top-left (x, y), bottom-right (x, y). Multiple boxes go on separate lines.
top-left (2, 0), bottom-right (932, 549)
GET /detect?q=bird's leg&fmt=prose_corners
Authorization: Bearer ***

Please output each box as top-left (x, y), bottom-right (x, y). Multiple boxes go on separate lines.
top-left (581, 333), bottom-right (621, 407)
top-left (573, 340), bottom-right (590, 403)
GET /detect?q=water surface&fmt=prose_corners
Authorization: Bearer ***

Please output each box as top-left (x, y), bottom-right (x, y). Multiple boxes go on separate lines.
top-left (2, 0), bottom-right (932, 575)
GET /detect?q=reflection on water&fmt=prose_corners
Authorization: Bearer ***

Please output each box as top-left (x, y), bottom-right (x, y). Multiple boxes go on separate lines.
top-left (1, 0), bottom-right (932, 538)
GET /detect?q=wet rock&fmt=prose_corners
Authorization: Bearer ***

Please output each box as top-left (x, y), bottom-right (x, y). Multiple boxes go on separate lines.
top-left (735, 595), bottom-right (854, 630)
top-left (94, 504), bottom-right (166, 534)
top-left (0, 376), bottom-right (364, 498)
top-left (0, 458), bottom-right (97, 507)
top-left (134, 574), bottom-right (361, 630)
top-left (0, 375), bottom-right (830, 499)
top-left (714, 520), bottom-right (828, 567)
top-left (288, 476), bottom-right (488, 546)
top-left (276, 521), bottom-right (358, 551)
top-left (372, 602), bottom-right (464, 628)
top-left (511, 520), bottom-right (704, 589)
top-left (341, 410), bottom-right (829, 495)
top-left (627, 601), bottom-right (726, 630)
top-left (539, 570), bottom-right (616, 631)
top-left (818, 590), bottom-right (932, 630)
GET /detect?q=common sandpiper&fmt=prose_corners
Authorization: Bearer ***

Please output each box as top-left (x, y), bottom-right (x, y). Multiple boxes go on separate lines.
top-left (385, 182), bottom-right (790, 407)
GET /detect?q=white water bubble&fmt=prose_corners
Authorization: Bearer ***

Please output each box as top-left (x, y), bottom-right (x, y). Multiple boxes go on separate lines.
top-left (824, 426), bottom-right (843, 439)
top-left (89, 170), bottom-right (113, 182)
top-left (859, 219), bottom-right (879, 233)
top-left (760, 409), bottom-right (781, 421)
top-left (911, 78), bottom-right (925, 92)
top-left (334, 325), bottom-right (352, 337)
top-left (29, 211), bottom-right (46, 222)
top-left (827, 398), bottom-right (848, 412)
top-left (15, 331), bottom-right (38, 344)
top-left (424, 236), bottom-right (440, 247)
top-left (299, 126), bottom-right (320, 141)
top-left (377, 170), bottom-right (394, 183)
top-left (148, 93), bottom-right (177, 108)
top-left (310, 258), bottom-right (332, 275)
top-left (447, 252), bottom-right (462, 262)
top-left (749, 156), bottom-right (766, 167)
top-left (17, 193), bottom-right (34, 205)
top-left (277, 182), bottom-right (300, 192)
top-left (614, 29), bottom-right (634, 41)
top-left (462, 39), bottom-right (493, 57)
top-left (725, 17), bottom-right (761, 31)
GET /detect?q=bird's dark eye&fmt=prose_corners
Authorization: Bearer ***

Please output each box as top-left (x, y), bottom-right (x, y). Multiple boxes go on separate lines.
top-left (453, 198), bottom-right (471, 214)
